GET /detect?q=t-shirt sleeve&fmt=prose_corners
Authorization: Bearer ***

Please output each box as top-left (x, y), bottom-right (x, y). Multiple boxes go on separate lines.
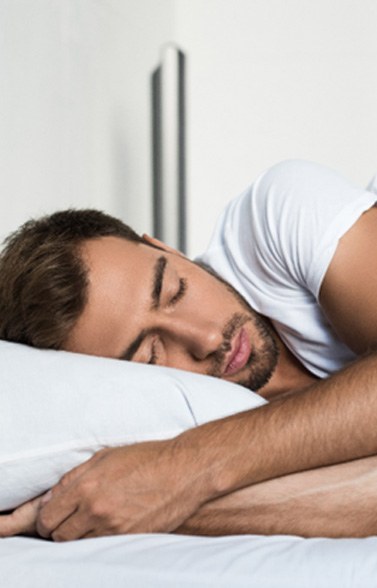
top-left (238, 159), bottom-right (376, 299)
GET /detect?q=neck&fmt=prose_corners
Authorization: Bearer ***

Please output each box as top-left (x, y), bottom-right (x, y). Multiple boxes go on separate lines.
top-left (258, 332), bottom-right (318, 400)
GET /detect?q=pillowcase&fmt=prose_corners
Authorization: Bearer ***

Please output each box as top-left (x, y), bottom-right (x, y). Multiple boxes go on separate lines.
top-left (0, 340), bottom-right (266, 510)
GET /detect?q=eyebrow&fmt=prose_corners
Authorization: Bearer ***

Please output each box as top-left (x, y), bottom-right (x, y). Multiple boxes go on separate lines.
top-left (151, 256), bottom-right (167, 310)
top-left (118, 255), bottom-right (167, 361)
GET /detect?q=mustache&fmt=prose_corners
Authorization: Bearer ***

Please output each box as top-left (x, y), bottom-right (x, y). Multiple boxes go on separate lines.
top-left (209, 313), bottom-right (250, 376)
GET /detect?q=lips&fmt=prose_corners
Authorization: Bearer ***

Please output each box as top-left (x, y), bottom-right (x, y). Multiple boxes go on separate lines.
top-left (223, 328), bottom-right (251, 376)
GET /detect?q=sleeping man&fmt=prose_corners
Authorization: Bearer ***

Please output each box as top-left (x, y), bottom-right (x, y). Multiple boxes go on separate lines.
top-left (1, 159), bottom-right (377, 540)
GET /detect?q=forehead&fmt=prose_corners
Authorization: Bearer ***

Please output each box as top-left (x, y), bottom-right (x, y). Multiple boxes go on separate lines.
top-left (65, 236), bottom-right (160, 357)
top-left (81, 236), bottom-right (162, 316)
top-left (81, 236), bottom-right (156, 284)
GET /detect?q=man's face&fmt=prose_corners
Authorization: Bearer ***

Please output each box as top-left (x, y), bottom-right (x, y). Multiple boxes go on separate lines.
top-left (65, 236), bottom-right (279, 391)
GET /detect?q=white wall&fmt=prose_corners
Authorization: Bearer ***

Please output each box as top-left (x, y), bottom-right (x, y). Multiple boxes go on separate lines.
top-left (1, 0), bottom-right (376, 257)
top-left (174, 0), bottom-right (377, 256)
top-left (0, 0), bottom-right (173, 242)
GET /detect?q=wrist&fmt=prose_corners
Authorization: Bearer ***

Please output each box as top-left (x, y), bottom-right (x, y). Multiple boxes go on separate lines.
top-left (172, 424), bottom-right (238, 505)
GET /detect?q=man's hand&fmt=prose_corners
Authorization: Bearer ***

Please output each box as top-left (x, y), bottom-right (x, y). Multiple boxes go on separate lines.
top-left (0, 495), bottom-right (43, 537)
top-left (37, 441), bottom-right (207, 541)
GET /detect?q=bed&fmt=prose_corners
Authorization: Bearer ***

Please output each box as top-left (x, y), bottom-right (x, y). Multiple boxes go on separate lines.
top-left (3, 533), bottom-right (377, 587)
top-left (1, 340), bottom-right (376, 587)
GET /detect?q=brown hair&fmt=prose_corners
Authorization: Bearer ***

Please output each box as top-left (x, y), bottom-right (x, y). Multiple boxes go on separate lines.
top-left (0, 209), bottom-right (144, 349)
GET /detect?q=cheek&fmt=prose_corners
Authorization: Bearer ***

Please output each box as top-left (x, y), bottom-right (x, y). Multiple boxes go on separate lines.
top-left (196, 277), bottom-right (235, 311)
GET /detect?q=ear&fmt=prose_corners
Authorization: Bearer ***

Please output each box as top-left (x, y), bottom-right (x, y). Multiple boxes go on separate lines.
top-left (142, 234), bottom-right (186, 257)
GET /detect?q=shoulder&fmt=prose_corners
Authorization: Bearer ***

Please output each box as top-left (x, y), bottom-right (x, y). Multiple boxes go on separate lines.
top-left (200, 160), bottom-right (324, 289)
top-left (205, 159), bottom-right (376, 294)
top-left (230, 160), bottom-right (345, 280)
top-left (229, 159), bottom-right (355, 235)
top-left (250, 158), bottom-right (359, 211)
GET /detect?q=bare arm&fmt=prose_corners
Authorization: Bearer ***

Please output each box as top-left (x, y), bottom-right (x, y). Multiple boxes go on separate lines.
top-left (178, 455), bottom-right (377, 538)
top-left (3, 455), bottom-right (377, 539)
top-left (175, 351), bottom-right (377, 501)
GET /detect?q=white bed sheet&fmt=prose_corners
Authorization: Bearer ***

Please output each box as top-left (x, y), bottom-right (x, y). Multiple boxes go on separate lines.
top-left (1, 533), bottom-right (377, 588)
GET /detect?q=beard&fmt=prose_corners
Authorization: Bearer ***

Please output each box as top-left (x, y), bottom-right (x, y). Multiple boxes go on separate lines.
top-left (195, 261), bottom-right (279, 392)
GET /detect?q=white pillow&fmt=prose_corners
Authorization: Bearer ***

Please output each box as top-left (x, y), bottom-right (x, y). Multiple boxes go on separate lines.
top-left (0, 341), bottom-right (266, 510)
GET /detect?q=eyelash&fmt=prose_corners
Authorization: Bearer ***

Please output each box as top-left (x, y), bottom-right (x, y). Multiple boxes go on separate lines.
top-left (168, 277), bottom-right (187, 307)
top-left (148, 278), bottom-right (187, 365)
top-left (148, 342), bottom-right (158, 365)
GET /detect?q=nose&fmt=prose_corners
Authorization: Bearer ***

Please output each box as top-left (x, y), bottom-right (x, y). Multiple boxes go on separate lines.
top-left (160, 315), bottom-right (223, 361)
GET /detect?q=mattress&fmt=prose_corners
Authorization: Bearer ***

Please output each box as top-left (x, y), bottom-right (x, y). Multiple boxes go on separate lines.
top-left (1, 533), bottom-right (377, 587)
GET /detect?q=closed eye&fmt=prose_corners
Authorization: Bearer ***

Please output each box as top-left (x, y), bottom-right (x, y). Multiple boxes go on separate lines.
top-left (168, 278), bottom-right (187, 307)
top-left (148, 341), bottom-right (158, 365)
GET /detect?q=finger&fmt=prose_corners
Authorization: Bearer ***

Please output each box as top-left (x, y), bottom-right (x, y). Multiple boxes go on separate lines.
top-left (14, 497), bottom-right (42, 536)
top-left (0, 496), bottom-right (41, 537)
top-left (36, 456), bottom-right (102, 538)
top-left (37, 489), bottom-right (80, 538)
top-left (37, 453), bottom-right (108, 538)
top-left (50, 508), bottom-right (94, 542)
top-left (0, 512), bottom-right (22, 537)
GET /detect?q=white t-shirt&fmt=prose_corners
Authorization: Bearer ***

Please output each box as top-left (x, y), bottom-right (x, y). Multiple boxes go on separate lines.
top-left (197, 160), bottom-right (377, 378)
